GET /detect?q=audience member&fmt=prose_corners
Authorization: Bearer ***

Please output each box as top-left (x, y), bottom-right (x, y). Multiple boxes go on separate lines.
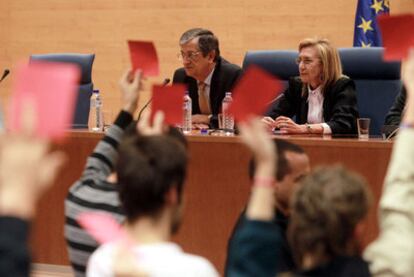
top-left (0, 108), bottom-right (65, 276)
top-left (227, 117), bottom-right (371, 276)
top-left (86, 111), bottom-right (219, 276)
top-left (364, 49), bottom-right (414, 276)
top-left (227, 117), bottom-right (280, 277)
top-left (263, 38), bottom-right (359, 135)
top-left (64, 69), bottom-right (142, 276)
top-left (173, 28), bottom-right (242, 129)
top-left (225, 139), bottom-right (310, 276)
top-left (288, 166), bottom-right (371, 276)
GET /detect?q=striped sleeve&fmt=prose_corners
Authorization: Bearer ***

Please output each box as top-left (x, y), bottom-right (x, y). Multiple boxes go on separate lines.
top-left (80, 111), bottom-right (133, 182)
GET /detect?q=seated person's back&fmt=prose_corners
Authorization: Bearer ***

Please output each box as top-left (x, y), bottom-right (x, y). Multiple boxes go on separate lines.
top-left (87, 115), bottom-right (218, 277)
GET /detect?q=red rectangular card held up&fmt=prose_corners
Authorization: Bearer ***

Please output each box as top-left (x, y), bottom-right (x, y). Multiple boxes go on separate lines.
top-left (151, 84), bottom-right (186, 126)
top-left (8, 61), bottom-right (80, 140)
top-left (128, 40), bottom-right (159, 76)
top-left (378, 14), bottom-right (414, 61)
top-left (228, 65), bottom-right (283, 122)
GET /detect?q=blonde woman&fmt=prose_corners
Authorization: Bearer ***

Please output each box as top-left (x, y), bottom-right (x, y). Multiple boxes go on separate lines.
top-left (263, 38), bottom-right (359, 135)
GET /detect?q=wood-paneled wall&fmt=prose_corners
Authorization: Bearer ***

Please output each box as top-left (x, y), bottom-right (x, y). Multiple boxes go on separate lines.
top-left (0, 0), bottom-right (412, 121)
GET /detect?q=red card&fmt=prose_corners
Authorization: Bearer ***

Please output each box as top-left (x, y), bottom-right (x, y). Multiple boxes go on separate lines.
top-left (228, 65), bottom-right (283, 122)
top-left (378, 14), bottom-right (414, 61)
top-left (77, 212), bottom-right (126, 244)
top-left (8, 61), bottom-right (80, 139)
top-left (151, 84), bottom-right (186, 125)
top-left (128, 40), bottom-right (159, 76)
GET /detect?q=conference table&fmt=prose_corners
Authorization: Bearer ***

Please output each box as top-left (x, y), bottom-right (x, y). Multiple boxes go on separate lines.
top-left (30, 130), bottom-right (393, 274)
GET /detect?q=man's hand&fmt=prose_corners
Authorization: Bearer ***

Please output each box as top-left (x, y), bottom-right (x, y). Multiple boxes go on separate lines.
top-left (192, 123), bottom-right (210, 130)
top-left (119, 69), bottom-right (143, 114)
top-left (239, 118), bottom-right (276, 174)
top-left (136, 110), bottom-right (165, 136)
top-left (192, 114), bottom-right (210, 124)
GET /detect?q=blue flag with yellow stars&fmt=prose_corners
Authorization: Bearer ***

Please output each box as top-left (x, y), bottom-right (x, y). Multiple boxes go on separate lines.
top-left (353, 0), bottom-right (390, 47)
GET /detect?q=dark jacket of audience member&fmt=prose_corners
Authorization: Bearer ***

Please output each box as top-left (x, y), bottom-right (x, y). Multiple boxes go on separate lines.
top-left (384, 86), bottom-right (406, 126)
top-left (225, 210), bottom-right (293, 277)
top-left (0, 217), bottom-right (30, 277)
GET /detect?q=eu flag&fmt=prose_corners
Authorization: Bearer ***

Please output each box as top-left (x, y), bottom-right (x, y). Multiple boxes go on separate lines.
top-left (353, 0), bottom-right (390, 47)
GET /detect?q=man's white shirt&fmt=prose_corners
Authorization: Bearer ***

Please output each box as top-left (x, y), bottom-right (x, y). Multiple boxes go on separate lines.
top-left (87, 241), bottom-right (219, 277)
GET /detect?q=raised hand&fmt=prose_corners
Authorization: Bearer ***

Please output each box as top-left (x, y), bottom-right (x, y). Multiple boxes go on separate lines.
top-left (238, 117), bottom-right (277, 221)
top-left (119, 69), bottom-right (143, 114)
top-left (137, 110), bottom-right (165, 136)
top-left (0, 102), bottom-right (65, 218)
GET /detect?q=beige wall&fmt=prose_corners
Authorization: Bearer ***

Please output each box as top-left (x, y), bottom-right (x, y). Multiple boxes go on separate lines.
top-left (0, 0), bottom-right (412, 121)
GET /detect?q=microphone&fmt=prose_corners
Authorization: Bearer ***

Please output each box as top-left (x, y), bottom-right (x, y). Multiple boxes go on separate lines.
top-left (0, 69), bottom-right (10, 83)
top-left (267, 91), bottom-right (284, 105)
top-left (137, 78), bottom-right (170, 121)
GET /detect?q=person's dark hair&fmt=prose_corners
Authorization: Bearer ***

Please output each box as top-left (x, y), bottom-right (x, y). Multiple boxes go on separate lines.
top-left (179, 28), bottom-right (220, 62)
top-left (116, 135), bottom-right (188, 221)
top-left (288, 166), bottom-right (371, 267)
top-left (248, 139), bottom-right (305, 181)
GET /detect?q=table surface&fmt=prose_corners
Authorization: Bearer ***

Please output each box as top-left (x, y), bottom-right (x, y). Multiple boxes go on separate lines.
top-left (30, 130), bottom-right (393, 274)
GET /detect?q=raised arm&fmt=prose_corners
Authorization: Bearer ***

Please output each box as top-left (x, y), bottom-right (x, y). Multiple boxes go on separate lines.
top-left (364, 50), bottom-right (414, 276)
top-left (80, 70), bottom-right (142, 182)
top-left (240, 119), bottom-right (276, 221)
top-left (65, 69), bottom-right (143, 275)
top-left (0, 108), bottom-right (65, 277)
top-left (226, 118), bottom-right (283, 277)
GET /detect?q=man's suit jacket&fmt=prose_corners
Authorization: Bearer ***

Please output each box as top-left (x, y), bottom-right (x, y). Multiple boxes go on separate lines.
top-left (384, 85), bottom-right (406, 126)
top-left (266, 76), bottom-right (359, 135)
top-left (172, 57), bottom-right (242, 128)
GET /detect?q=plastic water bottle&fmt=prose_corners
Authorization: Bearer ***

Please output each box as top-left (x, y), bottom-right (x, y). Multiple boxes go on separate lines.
top-left (89, 89), bottom-right (104, 132)
top-left (183, 91), bottom-right (192, 134)
top-left (222, 92), bottom-right (234, 135)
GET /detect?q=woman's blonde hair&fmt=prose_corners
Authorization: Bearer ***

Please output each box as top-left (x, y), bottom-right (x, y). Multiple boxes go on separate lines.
top-left (298, 38), bottom-right (343, 95)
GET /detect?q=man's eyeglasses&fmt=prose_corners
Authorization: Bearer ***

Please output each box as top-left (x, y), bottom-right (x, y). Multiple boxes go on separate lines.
top-left (178, 51), bottom-right (201, 61)
top-left (296, 58), bottom-right (319, 66)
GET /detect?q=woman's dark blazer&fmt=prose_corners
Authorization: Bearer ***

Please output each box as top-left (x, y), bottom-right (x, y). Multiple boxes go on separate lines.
top-left (266, 76), bottom-right (359, 134)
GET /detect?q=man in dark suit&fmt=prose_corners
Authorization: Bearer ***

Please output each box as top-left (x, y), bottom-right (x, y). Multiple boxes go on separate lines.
top-left (383, 86), bottom-right (406, 138)
top-left (173, 28), bottom-right (242, 129)
top-left (385, 86), bottom-right (407, 126)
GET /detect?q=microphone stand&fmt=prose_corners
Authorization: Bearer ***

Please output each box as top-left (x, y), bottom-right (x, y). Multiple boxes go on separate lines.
top-left (0, 69), bottom-right (10, 83)
top-left (137, 78), bottom-right (170, 121)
